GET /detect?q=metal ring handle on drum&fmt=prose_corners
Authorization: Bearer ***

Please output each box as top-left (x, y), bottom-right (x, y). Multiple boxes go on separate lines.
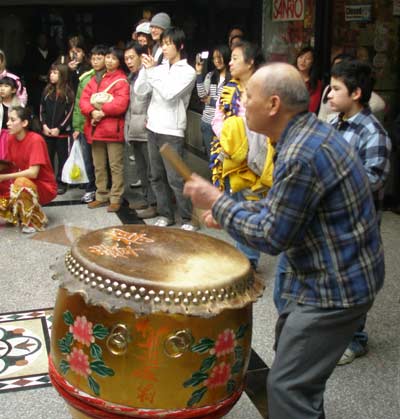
top-left (163, 329), bottom-right (194, 359)
top-left (106, 324), bottom-right (129, 356)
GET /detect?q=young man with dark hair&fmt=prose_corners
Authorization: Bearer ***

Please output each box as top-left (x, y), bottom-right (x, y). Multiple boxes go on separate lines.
top-left (328, 58), bottom-right (391, 364)
top-left (134, 27), bottom-right (196, 230)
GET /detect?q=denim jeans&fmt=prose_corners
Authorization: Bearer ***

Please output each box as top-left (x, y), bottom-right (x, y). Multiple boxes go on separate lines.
top-left (200, 120), bottom-right (214, 157)
top-left (147, 130), bottom-right (192, 222)
top-left (231, 191), bottom-right (260, 268)
top-left (78, 133), bottom-right (96, 192)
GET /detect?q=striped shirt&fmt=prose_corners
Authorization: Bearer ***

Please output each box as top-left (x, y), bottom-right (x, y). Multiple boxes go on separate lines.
top-left (196, 72), bottom-right (225, 124)
top-left (331, 107), bottom-right (391, 222)
top-left (212, 112), bottom-right (384, 308)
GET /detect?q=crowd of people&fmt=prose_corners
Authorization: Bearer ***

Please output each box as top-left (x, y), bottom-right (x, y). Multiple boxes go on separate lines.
top-left (0, 9), bottom-right (396, 419)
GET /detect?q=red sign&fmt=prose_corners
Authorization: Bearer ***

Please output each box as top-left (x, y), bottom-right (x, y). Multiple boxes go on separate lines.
top-left (272, 0), bottom-right (305, 22)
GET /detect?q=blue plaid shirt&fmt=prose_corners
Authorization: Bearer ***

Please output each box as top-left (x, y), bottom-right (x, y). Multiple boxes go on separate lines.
top-left (212, 112), bottom-right (384, 308)
top-left (331, 108), bottom-right (391, 222)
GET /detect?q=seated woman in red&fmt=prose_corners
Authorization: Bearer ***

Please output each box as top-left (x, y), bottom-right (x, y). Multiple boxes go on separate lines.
top-left (0, 106), bottom-right (57, 233)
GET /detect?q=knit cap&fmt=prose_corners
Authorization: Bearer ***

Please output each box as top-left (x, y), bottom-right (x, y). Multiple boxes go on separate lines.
top-left (150, 12), bottom-right (171, 30)
top-left (136, 22), bottom-right (151, 35)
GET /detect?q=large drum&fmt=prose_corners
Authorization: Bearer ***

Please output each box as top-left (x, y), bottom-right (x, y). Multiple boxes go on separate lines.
top-left (49, 225), bottom-right (264, 419)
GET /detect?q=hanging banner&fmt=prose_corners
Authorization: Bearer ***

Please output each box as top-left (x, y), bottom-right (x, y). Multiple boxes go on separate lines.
top-left (272, 0), bottom-right (305, 22)
top-left (344, 4), bottom-right (372, 22)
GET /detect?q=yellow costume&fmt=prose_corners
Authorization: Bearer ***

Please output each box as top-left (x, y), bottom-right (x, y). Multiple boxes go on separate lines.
top-left (210, 80), bottom-right (274, 198)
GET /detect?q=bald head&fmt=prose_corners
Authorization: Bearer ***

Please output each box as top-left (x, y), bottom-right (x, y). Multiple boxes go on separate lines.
top-left (253, 63), bottom-right (309, 112)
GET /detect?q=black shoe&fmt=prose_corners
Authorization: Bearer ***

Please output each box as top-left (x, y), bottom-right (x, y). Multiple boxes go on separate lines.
top-left (57, 184), bottom-right (67, 195)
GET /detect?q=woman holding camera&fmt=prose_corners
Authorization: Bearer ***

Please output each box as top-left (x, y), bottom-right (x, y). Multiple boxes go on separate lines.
top-left (195, 45), bottom-right (230, 157)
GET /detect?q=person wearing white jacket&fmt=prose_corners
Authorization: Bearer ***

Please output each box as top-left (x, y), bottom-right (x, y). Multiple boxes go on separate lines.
top-left (134, 27), bottom-right (197, 230)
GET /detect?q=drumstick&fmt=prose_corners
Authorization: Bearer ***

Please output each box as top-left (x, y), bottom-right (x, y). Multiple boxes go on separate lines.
top-left (160, 143), bottom-right (192, 181)
top-left (160, 143), bottom-right (202, 226)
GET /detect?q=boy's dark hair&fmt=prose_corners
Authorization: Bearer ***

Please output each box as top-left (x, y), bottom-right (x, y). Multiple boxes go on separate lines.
top-left (125, 41), bottom-right (148, 57)
top-left (161, 27), bottom-right (185, 53)
top-left (90, 44), bottom-right (108, 56)
top-left (0, 76), bottom-right (17, 89)
top-left (331, 59), bottom-right (373, 106)
top-left (107, 46), bottom-right (124, 64)
top-left (233, 41), bottom-right (265, 71)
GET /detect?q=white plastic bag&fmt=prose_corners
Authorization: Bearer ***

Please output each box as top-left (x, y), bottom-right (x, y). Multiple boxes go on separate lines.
top-left (61, 140), bottom-right (89, 184)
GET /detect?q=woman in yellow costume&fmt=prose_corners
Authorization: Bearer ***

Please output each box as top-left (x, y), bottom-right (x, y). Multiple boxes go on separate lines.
top-left (211, 41), bottom-right (274, 270)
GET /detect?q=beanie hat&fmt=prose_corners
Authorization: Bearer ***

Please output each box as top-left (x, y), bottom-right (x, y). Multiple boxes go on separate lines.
top-left (150, 12), bottom-right (171, 30)
top-left (136, 22), bottom-right (151, 35)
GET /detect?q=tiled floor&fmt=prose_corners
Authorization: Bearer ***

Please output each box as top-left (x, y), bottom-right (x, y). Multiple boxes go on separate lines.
top-left (0, 152), bottom-right (399, 419)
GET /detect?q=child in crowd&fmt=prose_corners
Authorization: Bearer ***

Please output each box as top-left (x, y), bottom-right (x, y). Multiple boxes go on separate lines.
top-left (0, 106), bottom-right (57, 233)
top-left (72, 44), bottom-right (108, 204)
top-left (195, 44), bottom-right (230, 156)
top-left (0, 49), bottom-right (28, 106)
top-left (40, 63), bottom-right (74, 195)
top-left (328, 59), bottom-right (391, 366)
top-left (134, 27), bottom-right (196, 229)
top-left (124, 41), bottom-right (156, 216)
top-left (80, 46), bottom-right (129, 213)
top-left (0, 77), bottom-right (21, 159)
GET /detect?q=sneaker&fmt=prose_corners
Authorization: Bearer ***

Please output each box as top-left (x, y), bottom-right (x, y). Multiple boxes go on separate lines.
top-left (136, 206), bottom-right (158, 219)
top-left (87, 200), bottom-right (108, 209)
top-left (129, 201), bottom-right (148, 210)
top-left (154, 216), bottom-right (174, 227)
top-left (130, 180), bottom-right (142, 188)
top-left (337, 342), bottom-right (368, 366)
top-left (22, 225), bottom-right (37, 234)
top-left (129, 155), bottom-right (135, 162)
top-left (107, 203), bottom-right (121, 213)
top-left (181, 222), bottom-right (199, 232)
top-left (81, 191), bottom-right (96, 203)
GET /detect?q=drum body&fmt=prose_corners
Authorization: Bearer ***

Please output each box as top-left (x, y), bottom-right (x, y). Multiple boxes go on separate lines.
top-left (49, 225), bottom-right (264, 419)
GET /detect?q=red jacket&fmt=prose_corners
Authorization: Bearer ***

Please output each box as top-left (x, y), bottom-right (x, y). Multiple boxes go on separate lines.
top-left (80, 69), bottom-right (129, 143)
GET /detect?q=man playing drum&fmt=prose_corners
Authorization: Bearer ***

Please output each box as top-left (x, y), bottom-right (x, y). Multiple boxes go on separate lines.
top-left (183, 63), bottom-right (384, 419)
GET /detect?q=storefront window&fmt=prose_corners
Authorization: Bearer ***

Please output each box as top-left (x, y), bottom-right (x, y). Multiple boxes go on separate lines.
top-left (262, 0), bottom-right (316, 64)
top-left (331, 0), bottom-right (399, 118)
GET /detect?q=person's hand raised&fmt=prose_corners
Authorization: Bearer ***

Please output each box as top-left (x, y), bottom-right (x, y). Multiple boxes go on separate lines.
top-left (141, 54), bottom-right (156, 69)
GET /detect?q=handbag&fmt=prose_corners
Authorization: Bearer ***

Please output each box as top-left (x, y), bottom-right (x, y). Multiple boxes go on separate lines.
top-left (61, 140), bottom-right (89, 184)
top-left (90, 78), bottom-right (128, 110)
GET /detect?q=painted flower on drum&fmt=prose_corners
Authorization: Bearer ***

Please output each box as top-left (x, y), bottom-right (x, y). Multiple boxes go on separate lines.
top-left (205, 362), bottom-right (231, 388)
top-left (183, 323), bottom-right (249, 407)
top-left (67, 347), bottom-right (91, 378)
top-left (69, 315), bottom-right (95, 347)
top-left (210, 329), bottom-right (236, 357)
top-left (59, 310), bottom-right (115, 397)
